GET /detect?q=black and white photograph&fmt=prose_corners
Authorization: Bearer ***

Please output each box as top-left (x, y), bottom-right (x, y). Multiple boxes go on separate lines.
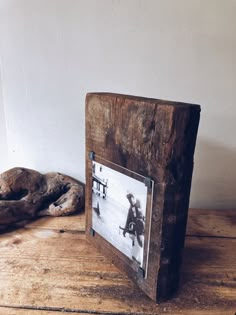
top-left (92, 161), bottom-right (149, 268)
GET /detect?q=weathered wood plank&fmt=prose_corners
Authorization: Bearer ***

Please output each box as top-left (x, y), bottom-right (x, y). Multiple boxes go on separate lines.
top-left (0, 306), bottom-right (103, 315)
top-left (86, 93), bottom-right (201, 301)
top-left (25, 212), bottom-right (85, 232)
top-left (187, 209), bottom-right (236, 238)
top-left (0, 227), bottom-right (235, 315)
top-left (0, 307), bottom-right (72, 315)
top-left (0, 307), bottom-right (233, 315)
top-left (0, 307), bottom-right (234, 315)
top-left (24, 209), bottom-right (236, 239)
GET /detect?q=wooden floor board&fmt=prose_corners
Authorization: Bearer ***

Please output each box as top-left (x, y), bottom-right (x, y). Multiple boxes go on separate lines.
top-left (25, 212), bottom-right (86, 232)
top-left (0, 306), bottom-right (104, 315)
top-left (0, 307), bottom-right (234, 315)
top-left (0, 216), bottom-right (235, 315)
top-left (187, 208), bottom-right (236, 238)
top-left (23, 209), bottom-right (236, 239)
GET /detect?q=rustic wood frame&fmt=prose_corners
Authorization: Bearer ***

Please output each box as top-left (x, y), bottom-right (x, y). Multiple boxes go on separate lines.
top-left (85, 92), bottom-right (201, 302)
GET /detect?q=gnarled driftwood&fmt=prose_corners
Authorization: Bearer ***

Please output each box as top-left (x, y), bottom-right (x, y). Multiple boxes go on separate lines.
top-left (0, 167), bottom-right (84, 231)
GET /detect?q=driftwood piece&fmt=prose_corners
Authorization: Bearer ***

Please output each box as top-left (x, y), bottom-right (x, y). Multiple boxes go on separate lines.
top-left (0, 167), bottom-right (84, 231)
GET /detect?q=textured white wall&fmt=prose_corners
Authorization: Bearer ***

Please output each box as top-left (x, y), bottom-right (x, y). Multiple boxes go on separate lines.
top-left (0, 0), bottom-right (235, 208)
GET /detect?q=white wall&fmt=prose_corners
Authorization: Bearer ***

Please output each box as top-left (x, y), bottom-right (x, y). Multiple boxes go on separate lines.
top-left (0, 0), bottom-right (235, 209)
top-left (0, 66), bottom-right (8, 173)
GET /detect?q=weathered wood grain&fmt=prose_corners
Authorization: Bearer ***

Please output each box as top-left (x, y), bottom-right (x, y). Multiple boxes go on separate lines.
top-left (0, 307), bottom-right (234, 315)
top-left (0, 219), bottom-right (235, 315)
top-left (86, 93), bottom-right (201, 301)
top-left (24, 209), bottom-right (236, 239)
top-left (187, 209), bottom-right (236, 238)
top-left (0, 307), bottom-right (103, 315)
top-left (25, 212), bottom-right (86, 232)
top-left (0, 307), bottom-right (73, 315)
top-left (0, 167), bottom-right (84, 232)
top-left (0, 308), bottom-right (234, 315)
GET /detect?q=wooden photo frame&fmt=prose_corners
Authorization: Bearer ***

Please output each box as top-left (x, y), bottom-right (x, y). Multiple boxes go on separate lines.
top-left (85, 93), bottom-right (201, 302)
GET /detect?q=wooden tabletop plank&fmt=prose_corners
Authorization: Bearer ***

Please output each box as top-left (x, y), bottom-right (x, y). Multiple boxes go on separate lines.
top-left (0, 307), bottom-right (106, 315)
top-left (0, 227), bottom-right (235, 315)
top-left (0, 306), bottom-right (103, 315)
top-left (187, 208), bottom-right (236, 238)
top-left (0, 307), bottom-right (234, 315)
top-left (25, 213), bottom-right (86, 232)
top-left (0, 307), bottom-right (74, 315)
top-left (24, 209), bottom-right (236, 239)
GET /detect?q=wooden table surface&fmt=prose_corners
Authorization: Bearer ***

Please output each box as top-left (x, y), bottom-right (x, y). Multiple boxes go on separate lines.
top-left (0, 209), bottom-right (235, 315)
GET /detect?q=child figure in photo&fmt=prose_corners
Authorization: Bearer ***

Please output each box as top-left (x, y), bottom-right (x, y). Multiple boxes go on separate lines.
top-left (122, 193), bottom-right (145, 265)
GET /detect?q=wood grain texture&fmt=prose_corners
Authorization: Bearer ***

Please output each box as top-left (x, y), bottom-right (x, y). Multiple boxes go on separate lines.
top-left (85, 93), bottom-right (201, 301)
top-left (23, 209), bottom-right (236, 239)
top-left (0, 307), bottom-right (94, 315)
top-left (187, 209), bottom-right (236, 238)
top-left (0, 309), bottom-right (234, 315)
top-left (0, 307), bottom-right (105, 315)
top-left (25, 212), bottom-right (86, 232)
top-left (0, 211), bottom-right (235, 315)
top-left (0, 167), bottom-right (84, 232)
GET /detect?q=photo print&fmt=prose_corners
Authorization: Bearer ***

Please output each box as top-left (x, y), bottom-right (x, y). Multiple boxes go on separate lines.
top-left (92, 161), bottom-right (150, 268)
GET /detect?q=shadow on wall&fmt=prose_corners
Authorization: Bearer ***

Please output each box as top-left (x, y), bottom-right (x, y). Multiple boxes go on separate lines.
top-left (190, 138), bottom-right (236, 209)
